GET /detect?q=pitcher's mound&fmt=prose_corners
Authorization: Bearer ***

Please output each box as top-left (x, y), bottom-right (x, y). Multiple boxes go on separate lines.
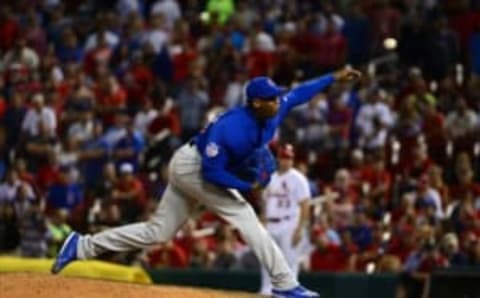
top-left (0, 272), bottom-right (265, 298)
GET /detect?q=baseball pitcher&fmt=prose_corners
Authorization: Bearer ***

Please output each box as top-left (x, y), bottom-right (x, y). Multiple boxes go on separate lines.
top-left (51, 67), bottom-right (360, 298)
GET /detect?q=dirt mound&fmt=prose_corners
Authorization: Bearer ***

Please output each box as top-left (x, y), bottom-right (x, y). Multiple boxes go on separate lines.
top-left (0, 272), bottom-right (264, 298)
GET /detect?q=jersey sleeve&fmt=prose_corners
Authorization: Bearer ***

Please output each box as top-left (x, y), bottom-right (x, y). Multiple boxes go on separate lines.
top-left (276, 73), bottom-right (335, 122)
top-left (200, 123), bottom-right (253, 192)
top-left (295, 173), bottom-right (311, 204)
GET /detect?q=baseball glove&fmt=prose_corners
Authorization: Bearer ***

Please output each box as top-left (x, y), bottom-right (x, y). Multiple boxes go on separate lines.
top-left (232, 146), bottom-right (277, 187)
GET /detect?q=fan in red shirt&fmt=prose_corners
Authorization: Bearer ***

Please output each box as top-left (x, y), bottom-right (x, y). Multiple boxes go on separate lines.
top-left (310, 232), bottom-right (353, 272)
top-left (36, 153), bottom-right (61, 194)
top-left (325, 169), bottom-right (359, 229)
top-left (394, 96), bottom-right (423, 170)
top-left (326, 94), bottom-right (352, 150)
top-left (450, 154), bottom-right (480, 202)
top-left (348, 149), bottom-right (373, 195)
top-left (83, 34), bottom-right (112, 76)
top-left (415, 240), bottom-right (448, 274)
top-left (148, 97), bottom-right (181, 137)
top-left (0, 95), bottom-right (6, 120)
top-left (310, 19), bottom-right (347, 72)
top-left (111, 163), bottom-right (148, 221)
top-left (362, 151), bottom-right (392, 208)
top-left (170, 28), bottom-right (198, 83)
top-left (289, 20), bottom-right (314, 77)
top-left (146, 241), bottom-right (188, 268)
top-left (123, 52), bottom-right (155, 111)
top-left (0, 6), bottom-right (19, 51)
top-left (245, 47), bottom-right (276, 78)
top-left (94, 74), bottom-right (127, 126)
top-left (388, 225), bottom-right (417, 263)
top-left (143, 98), bottom-right (182, 171)
top-left (399, 141), bottom-right (433, 181)
top-left (172, 219), bottom-right (199, 262)
top-left (331, 168), bottom-right (360, 200)
top-left (422, 101), bottom-right (447, 165)
top-left (244, 26), bottom-right (276, 77)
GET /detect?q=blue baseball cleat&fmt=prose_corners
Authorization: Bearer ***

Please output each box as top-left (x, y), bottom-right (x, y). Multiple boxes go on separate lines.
top-left (272, 285), bottom-right (320, 298)
top-left (51, 232), bottom-right (80, 274)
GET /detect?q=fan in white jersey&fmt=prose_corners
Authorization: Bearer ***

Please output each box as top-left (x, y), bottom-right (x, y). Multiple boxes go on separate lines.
top-left (259, 143), bottom-right (311, 295)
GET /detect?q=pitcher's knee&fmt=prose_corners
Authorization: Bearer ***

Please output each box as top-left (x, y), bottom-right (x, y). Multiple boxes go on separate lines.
top-left (230, 204), bottom-right (260, 229)
top-left (144, 221), bottom-right (171, 244)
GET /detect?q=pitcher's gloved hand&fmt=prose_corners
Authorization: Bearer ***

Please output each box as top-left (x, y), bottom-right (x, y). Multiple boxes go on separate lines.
top-left (233, 146), bottom-right (277, 188)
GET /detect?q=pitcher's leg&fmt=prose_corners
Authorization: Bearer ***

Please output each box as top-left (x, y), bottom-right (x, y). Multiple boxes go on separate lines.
top-left (260, 265), bottom-right (271, 294)
top-left (260, 232), bottom-right (281, 294)
top-left (183, 184), bottom-right (297, 290)
top-left (77, 184), bottom-right (190, 259)
top-left (216, 199), bottom-right (296, 289)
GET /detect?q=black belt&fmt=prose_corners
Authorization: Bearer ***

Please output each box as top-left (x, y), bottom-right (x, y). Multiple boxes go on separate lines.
top-left (267, 216), bottom-right (291, 223)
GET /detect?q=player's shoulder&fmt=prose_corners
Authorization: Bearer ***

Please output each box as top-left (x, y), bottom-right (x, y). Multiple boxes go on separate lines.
top-left (208, 107), bottom-right (241, 130)
top-left (222, 106), bottom-right (247, 118)
top-left (288, 168), bottom-right (305, 177)
top-left (285, 168), bottom-right (308, 181)
top-left (215, 107), bottom-right (248, 126)
top-left (270, 171), bottom-right (280, 180)
top-left (208, 108), bottom-right (253, 147)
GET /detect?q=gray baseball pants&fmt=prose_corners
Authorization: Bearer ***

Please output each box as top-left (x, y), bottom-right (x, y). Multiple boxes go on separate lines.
top-left (76, 143), bottom-right (298, 290)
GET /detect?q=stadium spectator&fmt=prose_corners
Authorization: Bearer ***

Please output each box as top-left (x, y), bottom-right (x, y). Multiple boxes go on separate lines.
top-left (176, 75), bottom-right (209, 141)
top-left (45, 166), bottom-right (83, 214)
top-left (146, 241), bottom-right (188, 269)
top-left (17, 199), bottom-right (49, 257)
top-left (355, 88), bottom-right (393, 151)
top-left (325, 169), bottom-right (356, 229)
top-left (111, 162), bottom-right (147, 222)
top-left (310, 232), bottom-right (352, 272)
top-left (0, 169), bottom-right (34, 204)
top-left (113, 119), bottom-right (144, 171)
top-left (21, 93), bottom-right (56, 138)
top-left (47, 209), bottom-right (72, 257)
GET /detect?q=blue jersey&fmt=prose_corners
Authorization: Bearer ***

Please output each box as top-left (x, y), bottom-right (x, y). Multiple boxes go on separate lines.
top-left (194, 74), bottom-right (335, 192)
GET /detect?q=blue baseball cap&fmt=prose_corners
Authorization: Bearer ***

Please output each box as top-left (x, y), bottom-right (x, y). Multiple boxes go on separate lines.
top-left (246, 77), bottom-right (287, 101)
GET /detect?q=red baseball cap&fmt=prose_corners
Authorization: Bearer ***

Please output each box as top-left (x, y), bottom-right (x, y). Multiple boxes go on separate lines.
top-left (278, 143), bottom-right (295, 159)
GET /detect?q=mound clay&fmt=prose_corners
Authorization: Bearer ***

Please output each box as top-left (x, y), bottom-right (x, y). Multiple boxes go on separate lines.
top-left (0, 273), bottom-right (263, 298)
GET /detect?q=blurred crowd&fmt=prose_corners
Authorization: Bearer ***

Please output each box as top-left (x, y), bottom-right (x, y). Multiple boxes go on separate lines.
top-left (0, 0), bottom-right (480, 287)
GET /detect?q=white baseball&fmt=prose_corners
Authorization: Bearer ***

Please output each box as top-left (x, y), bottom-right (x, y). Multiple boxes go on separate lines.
top-left (383, 38), bottom-right (397, 50)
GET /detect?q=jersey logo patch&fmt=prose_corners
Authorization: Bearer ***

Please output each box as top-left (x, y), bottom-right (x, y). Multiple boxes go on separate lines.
top-left (205, 142), bottom-right (219, 157)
